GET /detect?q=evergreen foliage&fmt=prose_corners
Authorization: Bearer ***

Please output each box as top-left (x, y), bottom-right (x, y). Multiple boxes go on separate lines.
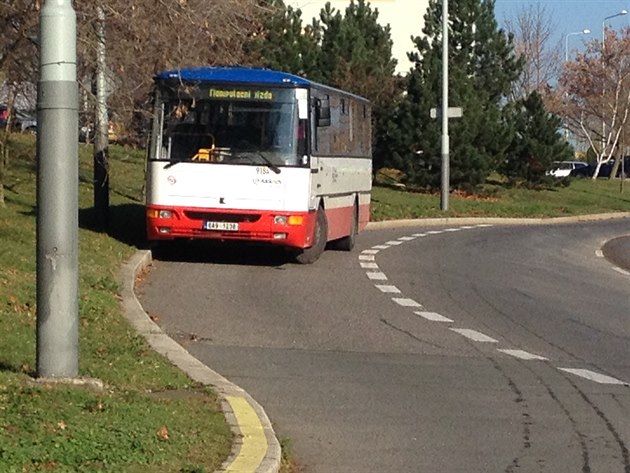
top-left (389, 0), bottom-right (524, 190)
top-left (501, 91), bottom-right (573, 185)
top-left (253, 0), bottom-right (401, 170)
top-left (250, 0), bottom-right (323, 80)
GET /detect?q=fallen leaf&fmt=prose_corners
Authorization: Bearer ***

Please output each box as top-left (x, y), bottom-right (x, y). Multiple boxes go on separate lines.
top-left (157, 425), bottom-right (169, 441)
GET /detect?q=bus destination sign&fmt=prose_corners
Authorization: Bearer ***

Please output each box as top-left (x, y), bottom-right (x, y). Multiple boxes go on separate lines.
top-left (209, 88), bottom-right (274, 101)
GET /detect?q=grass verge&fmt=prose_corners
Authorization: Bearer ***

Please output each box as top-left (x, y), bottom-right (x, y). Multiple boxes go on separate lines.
top-left (0, 133), bottom-right (231, 472)
top-left (370, 180), bottom-right (630, 221)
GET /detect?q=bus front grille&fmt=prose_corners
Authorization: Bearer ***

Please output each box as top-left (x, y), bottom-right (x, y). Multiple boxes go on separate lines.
top-left (184, 211), bottom-right (262, 223)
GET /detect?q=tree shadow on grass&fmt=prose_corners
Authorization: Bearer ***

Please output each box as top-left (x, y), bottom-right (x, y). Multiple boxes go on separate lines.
top-left (0, 360), bottom-right (35, 378)
top-left (79, 203), bottom-right (149, 250)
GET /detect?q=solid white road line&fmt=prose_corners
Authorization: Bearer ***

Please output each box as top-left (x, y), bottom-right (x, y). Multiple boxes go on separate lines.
top-left (612, 267), bottom-right (630, 276)
top-left (498, 349), bottom-right (547, 361)
top-left (450, 328), bottom-right (498, 343)
top-left (558, 368), bottom-right (629, 385)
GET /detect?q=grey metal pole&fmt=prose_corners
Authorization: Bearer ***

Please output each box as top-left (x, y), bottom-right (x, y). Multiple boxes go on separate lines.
top-left (36, 0), bottom-right (79, 378)
top-left (440, 0), bottom-right (449, 211)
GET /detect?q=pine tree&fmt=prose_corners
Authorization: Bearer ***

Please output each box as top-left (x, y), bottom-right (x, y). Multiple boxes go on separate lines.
top-left (390, 0), bottom-right (523, 190)
top-left (501, 91), bottom-right (572, 185)
top-left (250, 0), bottom-right (322, 80)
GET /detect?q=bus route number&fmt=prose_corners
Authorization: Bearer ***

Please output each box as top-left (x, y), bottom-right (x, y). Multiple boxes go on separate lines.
top-left (256, 167), bottom-right (270, 175)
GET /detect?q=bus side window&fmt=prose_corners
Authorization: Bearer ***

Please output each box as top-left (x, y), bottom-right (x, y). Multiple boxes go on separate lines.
top-left (316, 97), bottom-right (331, 127)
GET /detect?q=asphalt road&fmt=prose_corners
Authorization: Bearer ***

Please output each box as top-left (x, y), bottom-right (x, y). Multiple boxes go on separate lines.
top-left (138, 218), bottom-right (630, 473)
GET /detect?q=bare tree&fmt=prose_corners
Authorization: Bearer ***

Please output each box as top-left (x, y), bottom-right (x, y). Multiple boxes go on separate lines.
top-left (554, 27), bottom-right (630, 178)
top-left (504, 3), bottom-right (562, 100)
top-left (76, 1), bottom-right (268, 141)
top-left (0, 0), bottom-right (268, 206)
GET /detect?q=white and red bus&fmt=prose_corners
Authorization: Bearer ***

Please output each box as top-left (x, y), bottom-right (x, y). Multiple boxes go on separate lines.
top-left (145, 67), bottom-right (372, 263)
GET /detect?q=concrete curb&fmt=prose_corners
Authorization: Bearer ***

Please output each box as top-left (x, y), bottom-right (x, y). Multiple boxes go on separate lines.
top-left (366, 212), bottom-right (630, 230)
top-left (118, 250), bottom-right (282, 473)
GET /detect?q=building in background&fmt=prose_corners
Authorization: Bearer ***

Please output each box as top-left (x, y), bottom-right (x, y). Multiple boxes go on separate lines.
top-left (287, 0), bottom-right (429, 74)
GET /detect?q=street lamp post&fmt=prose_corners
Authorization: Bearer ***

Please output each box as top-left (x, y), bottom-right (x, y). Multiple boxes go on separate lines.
top-left (602, 10), bottom-right (627, 49)
top-left (564, 29), bottom-right (591, 62)
top-left (564, 29), bottom-right (591, 141)
top-left (441, 0), bottom-right (449, 211)
top-left (601, 10), bottom-right (627, 157)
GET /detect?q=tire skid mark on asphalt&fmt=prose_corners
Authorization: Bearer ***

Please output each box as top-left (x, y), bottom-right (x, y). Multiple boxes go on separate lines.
top-left (360, 224), bottom-right (630, 386)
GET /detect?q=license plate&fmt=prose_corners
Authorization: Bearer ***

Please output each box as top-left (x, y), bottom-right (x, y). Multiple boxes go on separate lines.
top-left (204, 221), bottom-right (239, 231)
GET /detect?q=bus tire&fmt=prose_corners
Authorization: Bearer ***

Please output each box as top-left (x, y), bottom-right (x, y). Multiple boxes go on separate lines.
top-left (333, 201), bottom-right (358, 252)
top-left (295, 208), bottom-right (328, 264)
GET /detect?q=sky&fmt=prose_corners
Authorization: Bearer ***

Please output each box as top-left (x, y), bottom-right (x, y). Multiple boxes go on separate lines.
top-left (494, 0), bottom-right (630, 58)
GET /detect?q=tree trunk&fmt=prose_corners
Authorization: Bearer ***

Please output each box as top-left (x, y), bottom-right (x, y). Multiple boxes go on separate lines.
top-left (610, 156), bottom-right (621, 179)
top-left (92, 6), bottom-right (109, 229)
top-left (0, 137), bottom-right (5, 208)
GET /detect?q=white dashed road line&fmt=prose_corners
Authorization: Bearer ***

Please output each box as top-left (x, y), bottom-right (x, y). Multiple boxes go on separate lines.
top-left (450, 328), bottom-right (499, 343)
top-left (360, 262), bottom-right (379, 269)
top-left (558, 368), bottom-right (629, 386)
top-left (392, 298), bottom-right (423, 308)
top-left (359, 224), bottom-right (629, 387)
top-left (414, 311), bottom-right (454, 323)
top-left (375, 285), bottom-right (401, 293)
top-left (498, 349), bottom-right (548, 361)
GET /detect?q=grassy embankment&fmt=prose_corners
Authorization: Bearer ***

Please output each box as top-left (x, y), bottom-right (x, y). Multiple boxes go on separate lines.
top-left (0, 133), bottom-right (628, 472)
top-left (0, 133), bottom-right (231, 473)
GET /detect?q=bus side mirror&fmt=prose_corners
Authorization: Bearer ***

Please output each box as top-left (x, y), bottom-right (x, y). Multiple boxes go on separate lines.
top-left (316, 98), bottom-right (331, 127)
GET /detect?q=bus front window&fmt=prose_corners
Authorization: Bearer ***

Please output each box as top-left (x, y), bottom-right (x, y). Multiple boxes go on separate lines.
top-left (160, 96), bottom-right (301, 167)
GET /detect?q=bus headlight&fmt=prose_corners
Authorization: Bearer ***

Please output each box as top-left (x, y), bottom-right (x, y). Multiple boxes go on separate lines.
top-left (147, 209), bottom-right (173, 219)
top-left (274, 215), bottom-right (288, 225)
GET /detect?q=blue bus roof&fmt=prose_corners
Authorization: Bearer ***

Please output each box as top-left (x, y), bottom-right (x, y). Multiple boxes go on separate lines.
top-left (155, 67), bottom-right (312, 87)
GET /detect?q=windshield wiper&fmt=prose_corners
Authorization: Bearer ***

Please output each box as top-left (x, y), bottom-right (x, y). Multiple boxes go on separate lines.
top-left (163, 160), bottom-right (179, 169)
top-left (257, 152), bottom-right (281, 174)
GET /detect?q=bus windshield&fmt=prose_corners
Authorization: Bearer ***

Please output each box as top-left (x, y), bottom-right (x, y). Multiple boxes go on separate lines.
top-left (154, 89), bottom-right (304, 167)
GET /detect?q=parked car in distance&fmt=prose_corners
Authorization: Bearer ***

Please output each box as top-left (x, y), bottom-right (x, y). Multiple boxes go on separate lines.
top-left (546, 160), bottom-right (588, 178)
top-left (0, 104), bottom-right (36, 133)
top-left (14, 109), bottom-right (36, 133)
top-left (570, 157), bottom-right (630, 178)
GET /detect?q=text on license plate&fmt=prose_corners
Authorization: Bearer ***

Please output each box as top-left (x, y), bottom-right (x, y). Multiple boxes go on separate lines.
top-left (204, 221), bottom-right (239, 231)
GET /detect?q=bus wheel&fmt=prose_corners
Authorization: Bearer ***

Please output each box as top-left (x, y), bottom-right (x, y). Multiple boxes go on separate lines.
top-left (333, 201), bottom-right (358, 252)
top-left (295, 208), bottom-right (328, 264)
